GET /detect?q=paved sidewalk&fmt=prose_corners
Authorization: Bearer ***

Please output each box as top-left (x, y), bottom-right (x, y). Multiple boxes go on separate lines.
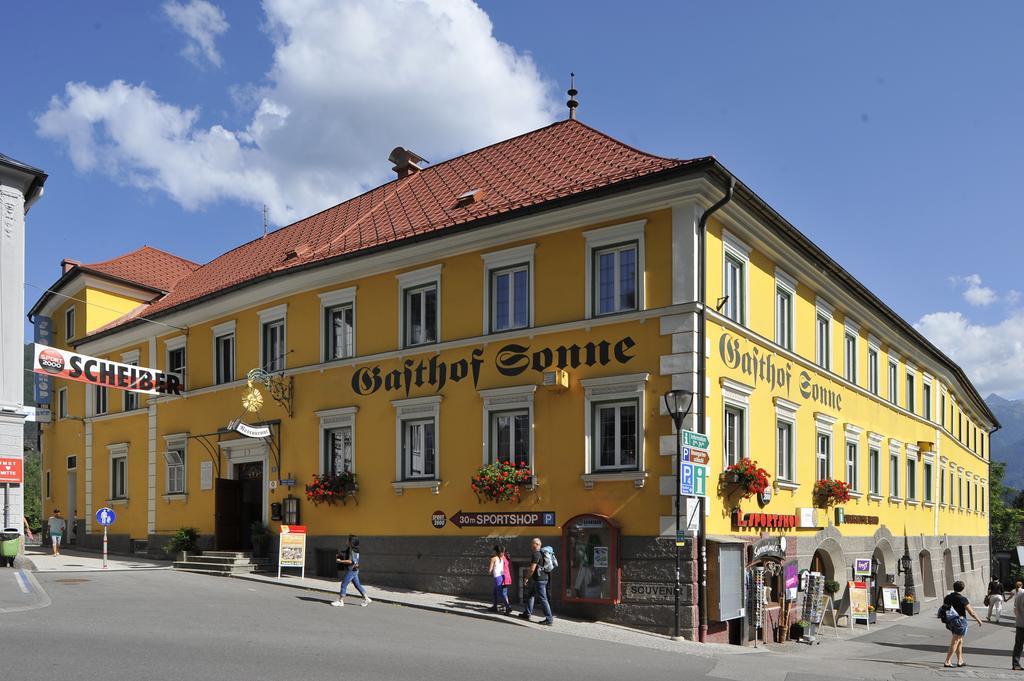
top-left (24, 547), bottom-right (172, 573)
top-left (232, 570), bottom-right (757, 658)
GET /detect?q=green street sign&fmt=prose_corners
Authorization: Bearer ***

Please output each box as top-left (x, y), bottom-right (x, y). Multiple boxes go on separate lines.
top-left (681, 430), bottom-right (710, 450)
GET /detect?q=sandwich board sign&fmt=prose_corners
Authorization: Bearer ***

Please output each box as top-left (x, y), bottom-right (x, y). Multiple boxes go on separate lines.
top-left (277, 525), bottom-right (307, 579)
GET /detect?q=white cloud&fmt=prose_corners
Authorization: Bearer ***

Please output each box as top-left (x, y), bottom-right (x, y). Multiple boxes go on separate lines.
top-left (163, 0), bottom-right (230, 68)
top-left (37, 0), bottom-right (557, 225)
top-left (950, 274), bottom-right (998, 306)
top-left (915, 310), bottom-right (1024, 397)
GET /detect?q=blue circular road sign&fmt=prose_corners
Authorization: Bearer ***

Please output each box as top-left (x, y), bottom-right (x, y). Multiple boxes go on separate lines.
top-left (95, 507), bottom-right (116, 526)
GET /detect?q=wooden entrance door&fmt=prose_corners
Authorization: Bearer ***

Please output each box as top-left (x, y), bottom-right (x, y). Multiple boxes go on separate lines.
top-left (215, 478), bottom-right (243, 550)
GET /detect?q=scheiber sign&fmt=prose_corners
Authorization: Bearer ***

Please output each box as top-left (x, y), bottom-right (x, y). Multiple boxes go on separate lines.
top-left (32, 344), bottom-right (183, 396)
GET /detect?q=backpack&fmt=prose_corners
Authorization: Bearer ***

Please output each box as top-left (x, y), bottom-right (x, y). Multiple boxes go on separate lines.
top-left (540, 546), bottom-right (558, 573)
top-left (937, 603), bottom-right (950, 621)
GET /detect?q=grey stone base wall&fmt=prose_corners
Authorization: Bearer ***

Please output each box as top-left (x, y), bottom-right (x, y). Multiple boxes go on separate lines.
top-left (303, 534), bottom-right (691, 636)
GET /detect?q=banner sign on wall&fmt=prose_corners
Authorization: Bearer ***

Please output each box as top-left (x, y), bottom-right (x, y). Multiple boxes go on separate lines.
top-left (33, 317), bottom-right (53, 404)
top-left (0, 457), bottom-right (24, 483)
top-left (32, 344), bottom-right (182, 396)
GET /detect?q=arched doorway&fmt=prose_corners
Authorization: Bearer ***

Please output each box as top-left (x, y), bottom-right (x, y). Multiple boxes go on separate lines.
top-left (943, 549), bottom-right (955, 591)
top-left (919, 550), bottom-right (936, 598)
top-left (871, 539), bottom-right (897, 608)
top-left (811, 549), bottom-right (834, 581)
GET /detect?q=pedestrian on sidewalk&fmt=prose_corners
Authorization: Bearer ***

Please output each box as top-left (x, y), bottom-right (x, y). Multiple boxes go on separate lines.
top-left (518, 537), bottom-right (554, 625)
top-left (1013, 584), bottom-right (1024, 671)
top-left (488, 544), bottom-right (511, 614)
top-left (501, 546), bottom-right (513, 615)
top-left (332, 535), bottom-right (371, 608)
top-left (988, 576), bottom-right (1006, 622)
top-left (943, 580), bottom-right (983, 668)
top-left (46, 509), bottom-right (65, 557)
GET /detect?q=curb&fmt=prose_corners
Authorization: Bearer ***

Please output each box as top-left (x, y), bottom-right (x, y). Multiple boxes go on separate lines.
top-left (229, 573), bottom-right (533, 628)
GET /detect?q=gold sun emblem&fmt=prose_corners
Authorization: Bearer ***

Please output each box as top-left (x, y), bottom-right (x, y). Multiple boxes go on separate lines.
top-left (242, 386), bottom-right (264, 413)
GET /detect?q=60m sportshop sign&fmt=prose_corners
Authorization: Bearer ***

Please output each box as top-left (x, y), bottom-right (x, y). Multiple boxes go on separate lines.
top-left (33, 344), bottom-right (183, 396)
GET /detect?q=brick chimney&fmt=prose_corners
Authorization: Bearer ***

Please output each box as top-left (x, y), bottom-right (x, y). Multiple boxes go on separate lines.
top-left (388, 147), bottom-right (426, 179)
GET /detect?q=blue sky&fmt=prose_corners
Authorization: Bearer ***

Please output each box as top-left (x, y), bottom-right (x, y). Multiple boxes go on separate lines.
top-left (9, 1), bottom-right (1024, 396)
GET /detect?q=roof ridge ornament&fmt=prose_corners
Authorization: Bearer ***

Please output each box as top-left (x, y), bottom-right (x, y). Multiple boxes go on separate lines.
top-left (567, 72), bottom-right (579, 120)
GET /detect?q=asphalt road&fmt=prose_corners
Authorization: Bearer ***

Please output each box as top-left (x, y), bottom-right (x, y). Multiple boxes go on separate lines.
top-left (1, 570), bottom-right (717, 681)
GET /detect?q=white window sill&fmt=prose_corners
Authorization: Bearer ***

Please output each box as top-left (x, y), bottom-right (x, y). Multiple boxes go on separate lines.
top-left (162, 493), bottom-right (188, 502)
top-left (888, 496), bottom-right (903, 503)
top-left (906, 499), bottom-right (919, 506)
top-left (581, 471), bottom-right (647, 489)
top-left (848, 490), bottom-right (864, 499)
top-left (776, 480), bottom-right (799, 491)
top-left (867, 493), bottom-right (883, 502)
top-left (392, 479), bottom-right (441, 495)
top-left (923, 501), bottom-right (934, 508)
top-left (109, 498), bottom-right (129, 506)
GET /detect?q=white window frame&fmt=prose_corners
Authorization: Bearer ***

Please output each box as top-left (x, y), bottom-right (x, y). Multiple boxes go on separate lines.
top-left (867, 336), bottom-right (880, 395)
top-left (774, 268), bottom-right (796, 350)
top-left (844, 423), bottom-right (862, 495)
top-left (887, 350), bottom-right (900, 405)
top-left (391, 395), bottom-right (442, 493)
top-left (108, 443), bottom-right (128, 501)
top-left (939, 459), bottom-right (947, 506)
top-left (905, 445), bottom-right (919, 503)
top-left (397, 264), bottom-right (442, 348)
top-left (843, 319), bottom-right (858, 384)
top-left (922, 374), bottom-right (933, 422)
top-left (92, 384), bottom-right (108, 417)
top-left (867, 432), bottom-right (883, 497)
top-left (212, 320), bottom-right (236, 385)
top-left (482, 244), bottom-right (535, 334)
top-left (923, 454), bottom-right (935, 505)
top-left (721, 378), bottom-right (753, 469)
top-left (65, 306), bottom-right (76, 341)
top-left (815, 299), bottom-right (833, 371)
top-left (814, 412), bottom-right (837, 481)
top-left (58, 387), bottom-right (68, 420)
top-left (316, 406), bottom-right (358, 475)
top-left (258, 304), bottom-right (288, 372)
top-left (121, 350), bottom-right (140, 412)
top-left (162, 433), bottom-right (188, 496)
top-left (905, 363), bottom-right (917, 414)
top-left (165, 335), bottom-right (187, 389)
top-left (581, 373), bottom-right (648, 488)
top-left (774, 397), bottom-right (799, 487)
top-left (319, 287), bottom-right (357, 362)
top-left (480, 385), bottom-right (536, 473)
top-left (584, 220), bottom-right (646, 320)
top-left (721, 231), bottom-right (750, 326)
top-left (889, 440), bottom-right (902, 501)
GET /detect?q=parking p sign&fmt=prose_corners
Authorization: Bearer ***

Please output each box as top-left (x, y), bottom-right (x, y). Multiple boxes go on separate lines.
top-left (679, 461), bottom-right (708, 497)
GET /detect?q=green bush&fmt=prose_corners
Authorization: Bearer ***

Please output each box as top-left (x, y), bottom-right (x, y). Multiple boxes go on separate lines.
top-left (164, 527), bottom-right (199, 556)
top-left (824, 579), bottom-right (841, 595)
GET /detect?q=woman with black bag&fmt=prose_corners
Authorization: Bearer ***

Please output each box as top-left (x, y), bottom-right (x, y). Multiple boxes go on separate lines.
top-left (942, 581), bottom-right (983, 668)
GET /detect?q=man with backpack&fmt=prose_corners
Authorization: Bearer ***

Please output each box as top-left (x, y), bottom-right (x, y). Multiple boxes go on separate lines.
top-left (519, 537), bottom-right (555, 625)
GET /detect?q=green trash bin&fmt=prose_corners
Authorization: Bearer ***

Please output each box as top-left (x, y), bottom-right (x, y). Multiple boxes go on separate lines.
top-left (0, 528), bottom-right (20, 568)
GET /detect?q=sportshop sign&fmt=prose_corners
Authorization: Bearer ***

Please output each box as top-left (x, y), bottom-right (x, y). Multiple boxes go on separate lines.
top-left (32, 344), bottom-right (183, 396)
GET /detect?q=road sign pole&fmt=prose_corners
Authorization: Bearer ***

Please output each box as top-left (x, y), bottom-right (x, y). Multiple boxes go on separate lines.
top-left (102, 525), bottom-right (108, 569)
top-left (674, 424), bottom-right (682, 640)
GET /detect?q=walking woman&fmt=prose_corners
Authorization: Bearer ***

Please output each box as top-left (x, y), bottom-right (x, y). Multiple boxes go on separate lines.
top-left (488, 544), bottom-right (511, 614)
top-left (943, 580), bottom-right (983, 668)
top-left (987, 576), bottom-right (1006, 621)
top-left (332, 536), bottom-right (371, 607)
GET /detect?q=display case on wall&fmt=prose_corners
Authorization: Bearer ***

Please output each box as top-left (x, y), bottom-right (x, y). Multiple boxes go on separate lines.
top-left (562, 514), bottom-right (621, 605)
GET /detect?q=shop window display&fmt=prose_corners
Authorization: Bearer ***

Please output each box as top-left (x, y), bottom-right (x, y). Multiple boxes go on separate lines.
top-left (563, 514), bottom-right (620, 604)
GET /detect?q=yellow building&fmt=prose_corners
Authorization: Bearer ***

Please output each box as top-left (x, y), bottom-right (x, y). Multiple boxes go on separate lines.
top-left (31, 115), bottom-right (994, 641)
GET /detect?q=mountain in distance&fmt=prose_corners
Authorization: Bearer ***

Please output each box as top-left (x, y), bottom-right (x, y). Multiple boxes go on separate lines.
top-left (986, 393), bottom-right (1024, 490)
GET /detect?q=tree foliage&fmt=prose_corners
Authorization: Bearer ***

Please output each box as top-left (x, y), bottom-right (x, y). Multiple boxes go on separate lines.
top-left (990, 461), bottom-right (1023, 552)
top-left (23, 451), bottom-right (41, 531)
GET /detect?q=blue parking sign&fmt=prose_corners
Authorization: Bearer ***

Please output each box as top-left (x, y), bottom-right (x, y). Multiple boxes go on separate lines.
top-left (679, 462), bottom-right (708, 497)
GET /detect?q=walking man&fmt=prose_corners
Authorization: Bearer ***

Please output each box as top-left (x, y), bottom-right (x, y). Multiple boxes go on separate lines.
top-left (519, 537), bottom-right (554, 625)
top-left (47, 509), bottom-right (65, 556)
top-left (332, 535), bottom-right (371, 607)
top-left (1013, 583), bottom-right (1024, 671)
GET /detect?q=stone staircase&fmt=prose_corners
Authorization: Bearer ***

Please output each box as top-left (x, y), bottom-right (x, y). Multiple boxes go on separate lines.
top-left (172, 551), bottom-right (272, 575)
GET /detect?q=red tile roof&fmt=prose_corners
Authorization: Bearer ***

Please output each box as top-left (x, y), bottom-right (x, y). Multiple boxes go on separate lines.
top-left (82, 119), bottom-right (702, 334)
top-left (81, 245), bottom-right (200, 293)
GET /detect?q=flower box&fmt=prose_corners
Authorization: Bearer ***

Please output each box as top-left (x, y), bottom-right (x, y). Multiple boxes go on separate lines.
top-left (306, 472), bottom-right (358, 506)
top-left (471, 461), bottom-right (533, 503)
top-left (900, 598), bottom-right (920, 616)
top-left (812, 478), bottom-right (852, 507)
top-left (719, 459), bottom-right (770, 500)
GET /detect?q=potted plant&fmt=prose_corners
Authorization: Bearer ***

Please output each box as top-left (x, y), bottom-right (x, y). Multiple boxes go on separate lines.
top-left (471, 460), bottom-right (533, 503)
top-left (812, 478), bottom-right (852, 508)
top-left (900, 593), bottom-right (919, 616)
top-left (720, 458), bottom-right (771, 500)
top-left (791, 619), bottom-right (811, 640)
top-left (164, 526), bottom-right (199, 561)
top-left (824, 579), bottom-right (841, 598)
top-left (250, 522), bottom-right (270, 558)
top-left (305, 471), bottom-right (358, 506)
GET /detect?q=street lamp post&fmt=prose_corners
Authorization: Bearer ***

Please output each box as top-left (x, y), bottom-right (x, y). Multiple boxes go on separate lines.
top-left (663, 388), bottom-right (694, 640)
